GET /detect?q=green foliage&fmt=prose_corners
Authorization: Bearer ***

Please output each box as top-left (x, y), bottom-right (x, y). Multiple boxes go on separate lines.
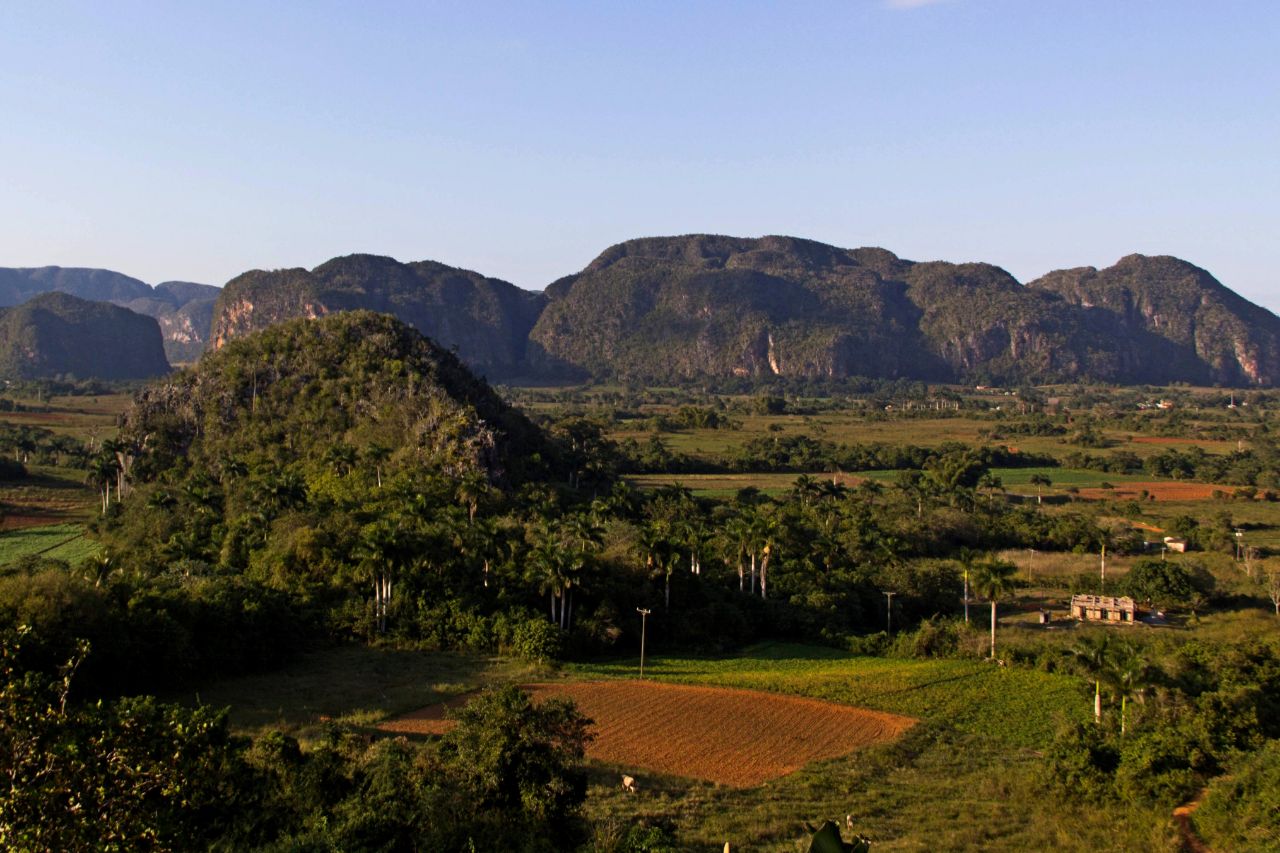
top-left (440, 685), bottom-right (592, 837)
top-left (0, 629), bottom-right (260, 851)
top-left (1194, 738), bottom-right (1280, 851)
top-left (1119, 558), bottom-right (1215, 609)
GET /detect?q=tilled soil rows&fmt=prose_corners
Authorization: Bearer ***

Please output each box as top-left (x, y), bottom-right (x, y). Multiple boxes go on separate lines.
top-left (381, 679), bottom-right (915, 787)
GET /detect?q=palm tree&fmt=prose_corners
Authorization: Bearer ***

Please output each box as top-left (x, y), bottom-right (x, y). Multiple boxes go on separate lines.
top-left (790, 474), bottom-right (824, 507)
top-left (363, 443), bottom-right (390, 488)
top-left (970, 558), bottom-right (1018, 660)
top-left (954, 547), bottom-right (978, 624)
top-left (1029, 473), bottom-right (1052, 505)
top-left (723, 516), bottom-right (752, 593)
top-left (1105, 642), bottom-right (1154, 736)
top-left (455, 471), bottom-right (490, 526)
top-left (85, 452), bottom-right (117, 513)
top-left (561, 512), bottom-right (604, 557)
top-left (745, 508), bottom-right (781, 599)
top-left (1064, 632), bottom-right (1112, 724)
top-left (977, 472), bottom-right (1004, 507)
top-left (639, 524), bottom-right (679, 609)
top-left (356, 519), bottom-right (415, 634)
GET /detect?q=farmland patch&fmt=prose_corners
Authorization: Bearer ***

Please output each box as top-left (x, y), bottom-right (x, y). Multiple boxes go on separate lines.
top-left (382, 679), bottom-right (914, 787)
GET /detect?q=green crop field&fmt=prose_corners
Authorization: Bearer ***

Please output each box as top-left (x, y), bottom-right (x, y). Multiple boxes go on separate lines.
top-left (0, 522), bottom-right (99, 567)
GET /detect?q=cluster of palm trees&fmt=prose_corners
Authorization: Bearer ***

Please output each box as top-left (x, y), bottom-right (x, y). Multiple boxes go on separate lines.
top-left (1065, 633), bottom-right (1156, 735)
top-left (84, 438), bottom-right (137, 512)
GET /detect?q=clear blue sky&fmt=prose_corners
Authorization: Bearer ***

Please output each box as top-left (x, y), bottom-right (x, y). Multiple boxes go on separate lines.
top-left (2, 1), bottom-right (1277, 309)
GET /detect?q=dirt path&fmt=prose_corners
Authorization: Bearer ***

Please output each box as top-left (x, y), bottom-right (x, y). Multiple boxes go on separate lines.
top-left (1172, 786), bottom-right (1211, 853)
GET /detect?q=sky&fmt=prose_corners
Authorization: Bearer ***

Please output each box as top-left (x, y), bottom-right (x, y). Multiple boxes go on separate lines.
top-left (1, 1), bottom-right (1277, 309)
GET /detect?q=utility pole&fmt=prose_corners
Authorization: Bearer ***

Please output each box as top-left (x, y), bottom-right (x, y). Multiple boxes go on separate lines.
top-left (882, 591), bottom-right (896, 634)
top-left (1235, 529), bottom-right (1244, 562)
top-left (636, 608), bottom-right (651, 677)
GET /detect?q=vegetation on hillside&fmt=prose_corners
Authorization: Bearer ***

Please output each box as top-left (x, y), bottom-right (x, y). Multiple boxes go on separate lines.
top-left (0, 292), bottom-right (170, 380)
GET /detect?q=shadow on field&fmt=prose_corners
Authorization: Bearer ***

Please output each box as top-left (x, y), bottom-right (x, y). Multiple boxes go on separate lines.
top-left (858, 668), bottom-right (986, 700)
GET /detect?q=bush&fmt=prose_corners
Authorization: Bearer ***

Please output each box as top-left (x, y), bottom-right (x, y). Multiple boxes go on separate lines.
top-left (1193, 739), bottom-right (1280, 851)
top-left (1044, 721), bottom-right (1120, 804)
top-left (506, 614), bottom-right (563, 662)
top-left (894, 617), bottom-right (963, 659)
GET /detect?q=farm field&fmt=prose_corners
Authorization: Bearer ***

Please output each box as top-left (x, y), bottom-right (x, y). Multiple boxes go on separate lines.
top-left (168, 644), bottom-right (547, 742)
top-left (0, 393), bottom-right (131, 438)
top-left (0, 393), bottom-right (130, 530)
top-left (569, 643), bottom-right (1176, 851)
top-left (199, 641), bottom-right (1175, 850)
top-left (627, 465), bottom-right (1220, 501)
top-left (0, 521), bottom-right (99, 566)
top-left (0, 465), bottom-right (99, 529)
top-left (382, 679), bottom-right (915, 787)
top-left (606, 410), bottom-right (1245, 466)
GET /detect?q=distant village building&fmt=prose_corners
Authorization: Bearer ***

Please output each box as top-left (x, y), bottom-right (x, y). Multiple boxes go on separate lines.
top-left (1163, 537), bottom-right (1188, 553)
top-left (1070, 594), bottom-right (1138, 623)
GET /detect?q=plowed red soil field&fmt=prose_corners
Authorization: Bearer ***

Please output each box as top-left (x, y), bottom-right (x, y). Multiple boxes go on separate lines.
top-left (380, 680), bottom-right (915, 787)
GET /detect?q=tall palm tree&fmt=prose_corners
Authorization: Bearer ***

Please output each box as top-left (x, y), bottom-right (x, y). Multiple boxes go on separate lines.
top-left (1029, 473), bottom-right (1052, 505)
top-left (954, 547), bottom-right (978, 624)
top-left (746, 508), bottom-right (781, 599)
top-left (1065, 632), bottom-right (1112, 724)
top-left (363, 443), bottom-right (390, 488)
top-left (1105, 641), bottom-right (1154, 736)
top-left (723, 516), bottom-right (752, 593)
top-left (455, 471), bottom-right (490, 526)
top-left (970, 558), bottom-right (1018, 660)
top-left (639, 524), bottom-right (679, 609)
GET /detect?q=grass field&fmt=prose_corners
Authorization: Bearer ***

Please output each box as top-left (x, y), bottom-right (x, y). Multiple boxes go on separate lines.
top-left (170, 644), bottom-right (549, 742)
top-left (0, 522), bottom-right (99, 567)
top-left (0, 465), bottom-right (99, 529)
top-left (608, 409), bottom-right (1245, 468)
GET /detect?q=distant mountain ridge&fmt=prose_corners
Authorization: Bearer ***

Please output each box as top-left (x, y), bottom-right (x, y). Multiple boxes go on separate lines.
top-left (0, 292), bottom-right (169, 380)
top-left (0, 266), bottom-right (219, 363)
top-left (211, 254), bottom-right (545, 380)
top-left (21, 236), bottom-right (1280, 386)
top-left (525, 236), bottom-right (1280, 386)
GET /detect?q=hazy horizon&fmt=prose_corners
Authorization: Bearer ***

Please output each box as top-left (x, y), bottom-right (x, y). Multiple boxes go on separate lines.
top-left (3, 1), bottom-right (1277, 310)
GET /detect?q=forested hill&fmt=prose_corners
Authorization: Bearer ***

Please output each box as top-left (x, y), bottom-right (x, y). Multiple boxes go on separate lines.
top-left (0, 266), bottom-right (219, 364)
top-left (529, 235), bottom-right (1280, 386)
top-left (121, 311), bottom-right (552, 503)
top-left (210, 254), bottom-right (546, 380)
top-left (0, 292), bottom-right (170, 380)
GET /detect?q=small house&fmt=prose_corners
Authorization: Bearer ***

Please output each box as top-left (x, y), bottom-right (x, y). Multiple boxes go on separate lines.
top-left (1163, 536), bottom-right (1188, 554)
top-left (1070, 594), bottom-right (1137, 623)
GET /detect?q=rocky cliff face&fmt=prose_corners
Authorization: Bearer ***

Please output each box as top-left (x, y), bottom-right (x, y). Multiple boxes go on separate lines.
top-left (529, 236), bottom-right (1280, 386)
top-left (1029, 255), bottom-right (1280, 386)
top-left (0, 268), bottom-right (218, 364)
top-left (209, 255), bottom-right (546, 380)
top-left (0, 292), bottom-right (170, 380)
top-left (528, 235), bottom-right (939, 381)
top-left (199, 238), bottom-right (1280, 387)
